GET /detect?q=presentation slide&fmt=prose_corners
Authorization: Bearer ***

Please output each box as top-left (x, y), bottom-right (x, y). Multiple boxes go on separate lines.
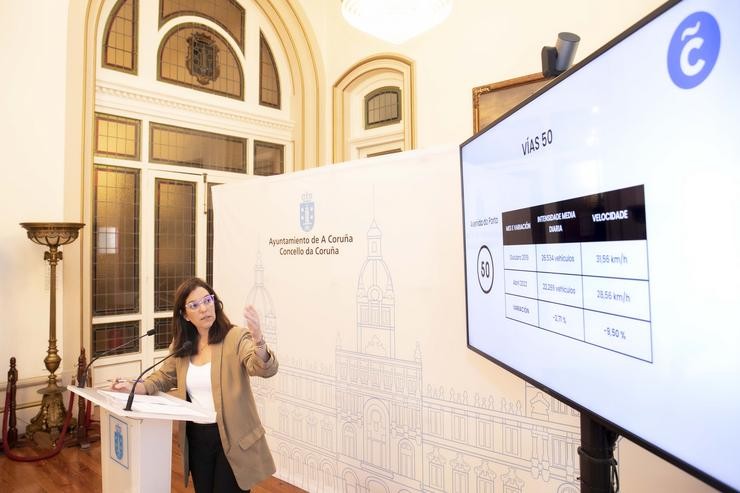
top-left (460, 0), bottom-right (739, 490)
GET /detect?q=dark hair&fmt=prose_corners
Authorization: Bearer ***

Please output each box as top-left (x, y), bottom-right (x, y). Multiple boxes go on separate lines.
top-left (171, 277), bottom-right (233, 356)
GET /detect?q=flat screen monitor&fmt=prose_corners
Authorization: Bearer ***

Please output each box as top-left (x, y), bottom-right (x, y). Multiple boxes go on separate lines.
top-left (460, 0), bottom-right (739, 491)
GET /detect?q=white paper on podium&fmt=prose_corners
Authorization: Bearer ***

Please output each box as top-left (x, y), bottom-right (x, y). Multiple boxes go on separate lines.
top-left (99, 390), bottom-right (214, 420)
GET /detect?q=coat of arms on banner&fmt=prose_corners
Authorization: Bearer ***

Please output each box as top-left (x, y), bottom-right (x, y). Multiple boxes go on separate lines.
top-left (300, 192), bottom-right (315, 232)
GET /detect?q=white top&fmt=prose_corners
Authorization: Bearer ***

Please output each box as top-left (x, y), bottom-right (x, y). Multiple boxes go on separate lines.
top-left (186, 361), bottom-right (217, 423)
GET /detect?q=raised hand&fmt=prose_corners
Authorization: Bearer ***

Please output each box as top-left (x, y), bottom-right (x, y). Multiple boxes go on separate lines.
top-left (243, 305), bottom-right (264, 345)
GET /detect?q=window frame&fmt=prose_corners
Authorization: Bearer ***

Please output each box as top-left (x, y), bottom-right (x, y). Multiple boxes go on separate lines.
top-left (364, 86), bottom-right (402, 129)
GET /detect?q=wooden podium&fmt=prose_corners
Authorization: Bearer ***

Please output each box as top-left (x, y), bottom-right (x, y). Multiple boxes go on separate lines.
top-left (68, 385), bottom-right (215, 493)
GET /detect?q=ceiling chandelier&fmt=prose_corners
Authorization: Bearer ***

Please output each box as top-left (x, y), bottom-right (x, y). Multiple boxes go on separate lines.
top-left (341, 0), bottom-right (453, 45)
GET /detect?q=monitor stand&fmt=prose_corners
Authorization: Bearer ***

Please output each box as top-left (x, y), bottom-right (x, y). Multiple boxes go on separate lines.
top-left (579, 412), bottom-right (619, 493)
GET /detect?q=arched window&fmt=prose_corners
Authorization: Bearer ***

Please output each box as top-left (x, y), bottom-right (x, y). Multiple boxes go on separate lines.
top-left (103, 0), bottom-right (137, 73)
top-left (342, 424), bottom-right (358, 457)
top-left (260, 33), bottom-right (281, 108)
top-left (367, 478), bottom-right (390, 493)
top-left (557, 484), bottom-right (579, 493)
top-left (399, 440), bottom-right (415, 478)
top-left (333, 55), bottom-right (415, 161)
top-left (365, 403), bottom-right (388, 468)
top-left (87, 0), bottom-right (320, 376)
top-left (291, 450), bottom-right (303, 486)
top-left (278, 446), bottom-right (290, 476)
top-left (158, 23), bottom-right (244, 99)
top-left (321, 462), bottom-right (337, 492)
top-left (306, 457), bottom-right (319, 492)
top-left (365, 87), bottom-right (401, 128)
top-left (343, 471), bottom-right (359, 493)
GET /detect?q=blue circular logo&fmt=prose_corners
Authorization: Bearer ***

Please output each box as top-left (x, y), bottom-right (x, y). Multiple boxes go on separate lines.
top-left (667, 12), bottom-right (720, 89)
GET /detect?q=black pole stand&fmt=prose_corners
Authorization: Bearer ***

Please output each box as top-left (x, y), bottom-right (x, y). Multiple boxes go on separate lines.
top-left (579, 412), bottom-right (619, 493)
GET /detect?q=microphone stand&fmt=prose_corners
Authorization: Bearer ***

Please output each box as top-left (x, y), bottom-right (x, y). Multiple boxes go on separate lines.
top-left (78, 328), bottom-right (157, 388)
top-left (124, 341), bottom-right (192, 411)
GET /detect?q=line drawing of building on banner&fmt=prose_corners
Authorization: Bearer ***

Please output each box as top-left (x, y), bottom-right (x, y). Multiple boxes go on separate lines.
top-left (244, 217), bottom-right (582, 493)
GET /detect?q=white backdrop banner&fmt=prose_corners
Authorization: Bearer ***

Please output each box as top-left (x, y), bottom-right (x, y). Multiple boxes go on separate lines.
top-left (212, 146), bottom-right (581, 492)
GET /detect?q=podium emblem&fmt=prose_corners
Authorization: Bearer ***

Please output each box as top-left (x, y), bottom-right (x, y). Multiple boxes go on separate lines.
top-left (109, 415), bottom-right (129, 468)
top-left (300, 192), bottom-right (315, 232)
top-left (114, 424), bottom-right (124, 460)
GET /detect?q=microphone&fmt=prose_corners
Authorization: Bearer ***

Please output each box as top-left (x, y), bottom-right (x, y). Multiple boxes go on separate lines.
top-left (124, 340), bottom-right (192, 411)
top-left (78, 328), bottom-right (157, 388)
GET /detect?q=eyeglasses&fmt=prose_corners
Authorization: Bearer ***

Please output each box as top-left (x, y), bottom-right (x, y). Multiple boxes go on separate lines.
top-left (184, 294), bottom-right (215, 311)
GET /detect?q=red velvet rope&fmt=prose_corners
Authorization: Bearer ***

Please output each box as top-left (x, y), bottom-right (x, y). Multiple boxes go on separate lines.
top-left (2, 388), bottom-right (76, 462)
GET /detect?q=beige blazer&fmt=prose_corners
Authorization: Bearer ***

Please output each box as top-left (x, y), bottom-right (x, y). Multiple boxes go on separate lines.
top-left (142, 326), bottom-right (278, 490)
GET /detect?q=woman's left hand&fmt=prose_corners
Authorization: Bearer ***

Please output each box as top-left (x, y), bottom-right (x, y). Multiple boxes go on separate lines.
top-left (243, 304), bottom-right (264, 345)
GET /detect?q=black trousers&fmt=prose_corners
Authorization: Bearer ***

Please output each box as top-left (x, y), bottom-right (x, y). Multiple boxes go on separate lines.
top-left (186, 421), bottom-right (249, 493)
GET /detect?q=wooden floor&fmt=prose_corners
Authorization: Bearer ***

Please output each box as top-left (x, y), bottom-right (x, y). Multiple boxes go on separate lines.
top-left (0, 434), bottom-right (305, 493)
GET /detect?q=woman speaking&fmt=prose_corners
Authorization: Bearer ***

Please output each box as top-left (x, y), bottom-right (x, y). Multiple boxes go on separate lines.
top-left (111, 277), bottom-right (278, 492)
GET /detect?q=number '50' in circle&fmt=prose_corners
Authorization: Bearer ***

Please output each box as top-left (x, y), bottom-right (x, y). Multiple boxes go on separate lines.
top-left (477, 245), bottom-right (494, 294)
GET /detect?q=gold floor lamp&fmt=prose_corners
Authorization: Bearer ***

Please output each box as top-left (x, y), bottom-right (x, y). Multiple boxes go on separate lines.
top-left (20, 222), bottom-right (84, 446)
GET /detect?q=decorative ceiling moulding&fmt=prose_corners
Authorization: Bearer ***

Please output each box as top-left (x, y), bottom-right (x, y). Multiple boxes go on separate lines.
top-left (341, 0), bottom-right (453, 44)
top-left (95, 82), bottom-right (294, 135)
